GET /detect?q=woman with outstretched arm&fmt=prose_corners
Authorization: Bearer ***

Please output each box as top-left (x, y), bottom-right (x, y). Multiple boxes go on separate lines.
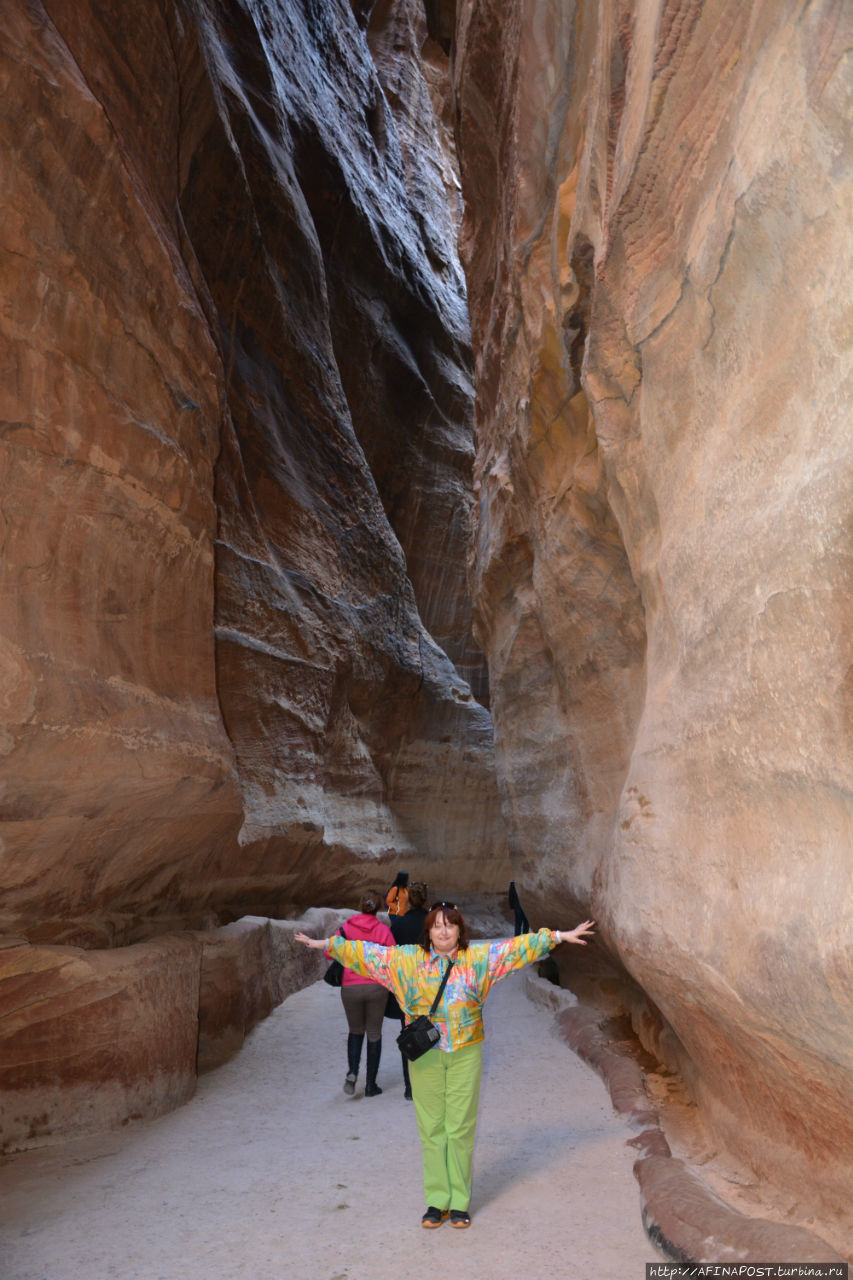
top-left (296, 902), bottom-right (595, 1229)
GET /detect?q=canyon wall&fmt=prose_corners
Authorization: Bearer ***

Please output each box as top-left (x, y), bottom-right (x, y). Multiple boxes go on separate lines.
top-left (0, 909), bottom-right (342, 1149)
top-left (2, 0), bottom-right (850, 1239)
top-left (0, 0), bottom-right (513, 1150)
top-left (453, 0), bottom-right (852, 1224)
top-left (0, 0), bottom-right (508, 954)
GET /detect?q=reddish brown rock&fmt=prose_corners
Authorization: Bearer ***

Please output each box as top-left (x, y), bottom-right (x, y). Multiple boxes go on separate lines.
top-left (636, 1155), bottom-right (847, 1267)
top-left (0, 0), bottom-right (510, 1154)
top-left (0, 0), bottom-right (508, 950)
top-left (0, 910), bottom-right (341, 1151)
top-left (0, 0), bottom-right (245, 946)
top-left (0, 934), bottom-right (201, 1149)
top-left (453, 0), bottom-right (852, 1234)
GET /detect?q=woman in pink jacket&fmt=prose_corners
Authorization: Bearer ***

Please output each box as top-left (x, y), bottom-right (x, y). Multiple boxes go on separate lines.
top-left (337, 895), bottom-right (395, 1097)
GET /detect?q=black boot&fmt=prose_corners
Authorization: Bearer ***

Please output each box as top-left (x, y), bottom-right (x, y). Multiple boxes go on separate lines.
top-left (401, 1051), bottom-right (412, 1100)
top-left (344, 1033), bottom-right (364, 1095)
top-left (364, 1038), bottom-right (383, 1096)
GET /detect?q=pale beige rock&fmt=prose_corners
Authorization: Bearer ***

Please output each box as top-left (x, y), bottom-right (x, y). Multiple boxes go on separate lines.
top-left (196, 909), bottom-right (344, 1073)
top-left (453, 0), bottom-right (853, 1230)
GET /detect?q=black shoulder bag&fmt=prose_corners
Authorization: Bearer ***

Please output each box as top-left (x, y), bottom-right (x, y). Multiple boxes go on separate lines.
top-left (322, 926), bottom-right (348, 987)
top-left (396, 958), bottom-right (454, 1061)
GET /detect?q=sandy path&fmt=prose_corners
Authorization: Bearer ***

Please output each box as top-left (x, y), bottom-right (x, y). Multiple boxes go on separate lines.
top-left (0, 968), bottom-right (652, 1280)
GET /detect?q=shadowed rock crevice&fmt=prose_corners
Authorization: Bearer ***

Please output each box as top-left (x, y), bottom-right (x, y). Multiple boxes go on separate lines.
top-left (562, 233), bottom-right (594, 397)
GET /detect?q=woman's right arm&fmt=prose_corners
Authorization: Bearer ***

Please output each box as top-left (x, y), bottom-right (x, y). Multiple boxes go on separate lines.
top-left (480, 919), bottom-right (596, 990)
top-left (294, 931), bottom-right (394, 984)
top-left (295, 932), bottom-right (328, 950)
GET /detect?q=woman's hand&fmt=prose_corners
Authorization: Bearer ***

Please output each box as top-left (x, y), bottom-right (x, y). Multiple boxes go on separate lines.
top-left (554, 920), bottom-right (596, 945)
top-left (294, 932), bottom-right (329, 950)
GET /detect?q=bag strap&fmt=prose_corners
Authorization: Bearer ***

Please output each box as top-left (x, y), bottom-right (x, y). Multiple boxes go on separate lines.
top-left (428, 958), bottom-right (454, 1016)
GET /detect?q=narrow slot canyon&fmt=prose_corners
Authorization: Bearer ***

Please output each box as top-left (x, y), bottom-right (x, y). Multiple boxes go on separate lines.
top-left (0, 0), bottom-right (850, 1274)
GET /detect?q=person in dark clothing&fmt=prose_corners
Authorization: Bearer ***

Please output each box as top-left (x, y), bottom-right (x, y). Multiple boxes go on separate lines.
top-left (388, 881), bottom-right (429, 945)
top-left (387, 881), bottom-right (429, 1099)
top-left (508, 881), bottom-right (529, 935)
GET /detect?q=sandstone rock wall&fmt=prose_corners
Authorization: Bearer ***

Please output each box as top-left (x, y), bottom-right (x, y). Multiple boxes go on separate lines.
top-left (0, 0), bottom-right (508, 950)
top-left (0, 910), bottom-right (340, 1152)
top-left (453, 0), bottom-right (852, 1222)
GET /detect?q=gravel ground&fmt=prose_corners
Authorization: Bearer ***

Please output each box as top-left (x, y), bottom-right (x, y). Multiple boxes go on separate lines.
top-left (0, 965), bottom-right (653, 1280)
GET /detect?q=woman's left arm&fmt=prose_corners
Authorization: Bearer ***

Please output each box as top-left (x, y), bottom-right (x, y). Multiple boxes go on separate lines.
top-left (552, 920), bottom-right (596, 947)
top-left (483, 920), bottom-right (596, 989)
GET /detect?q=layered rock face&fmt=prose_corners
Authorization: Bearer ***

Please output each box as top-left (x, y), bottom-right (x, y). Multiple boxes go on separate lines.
top-left (0, 0), bottom-right (508, 952)
top-left (453, 0), bottom-right (852, 1222)
top-left (0, 910), bottom-right (342, 1150)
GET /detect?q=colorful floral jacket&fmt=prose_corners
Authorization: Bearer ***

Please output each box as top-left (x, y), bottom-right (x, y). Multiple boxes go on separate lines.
top-left (326, 930), bottom-right (557, 1052)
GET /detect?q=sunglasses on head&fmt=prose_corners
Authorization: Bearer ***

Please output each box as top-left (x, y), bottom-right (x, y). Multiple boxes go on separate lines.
top-left (431, 901), bottom-right (456, 912)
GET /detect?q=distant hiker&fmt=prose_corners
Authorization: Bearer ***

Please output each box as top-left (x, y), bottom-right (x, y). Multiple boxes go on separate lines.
top-left (385, 870), bottom-right (409, 916)
top-left (297, 905), bottom-right (595, 1228)
top-left (336, 895), bottom-right (395, 1097)
top-left (508, 880), bottom-right (530, 935)
top-left (387, 880), bottom-right (430, 1099)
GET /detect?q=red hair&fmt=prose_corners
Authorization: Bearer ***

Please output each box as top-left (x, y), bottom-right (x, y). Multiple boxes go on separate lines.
top-left (419, 905), bottom-right (470, 952)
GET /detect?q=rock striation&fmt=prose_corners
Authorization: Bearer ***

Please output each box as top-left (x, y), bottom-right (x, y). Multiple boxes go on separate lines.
top-left (0, 0), bottom-right (510, 1151)
top-left (0, 0), bottom-right (508, 953)
top-left (0, 910), bottom-right (341, 1149)
top-left (453, 0), bottom-right (852, 1231)
top-left (2, 1), bottom-right (850, 1251)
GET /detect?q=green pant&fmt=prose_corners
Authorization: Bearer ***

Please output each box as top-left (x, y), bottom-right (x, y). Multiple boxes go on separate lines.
top-left (410, 1041), bottom-right (483, 1211)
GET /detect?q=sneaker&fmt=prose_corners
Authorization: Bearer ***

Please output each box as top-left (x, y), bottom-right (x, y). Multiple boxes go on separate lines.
top-left (421, 1206), bottom-right (449, 1229)
top-left (343, 1073), bottom-right (356, 1096)
top-left (449, 1210), bottom-right (471, 1229)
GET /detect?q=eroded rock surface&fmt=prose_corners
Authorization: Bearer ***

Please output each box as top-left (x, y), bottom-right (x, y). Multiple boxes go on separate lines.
top-left (453, 0), bottom-right (852, 1228)
top-left (0, 0), bottom-right (508, 951)
top-left (2, 0), bottom-right (850, 1244)
top-left (0, 910), bottom-right (340, 1150)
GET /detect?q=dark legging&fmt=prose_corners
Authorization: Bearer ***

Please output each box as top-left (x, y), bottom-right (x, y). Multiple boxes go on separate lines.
top-left (341, 983), bottom-right (387, 1040)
